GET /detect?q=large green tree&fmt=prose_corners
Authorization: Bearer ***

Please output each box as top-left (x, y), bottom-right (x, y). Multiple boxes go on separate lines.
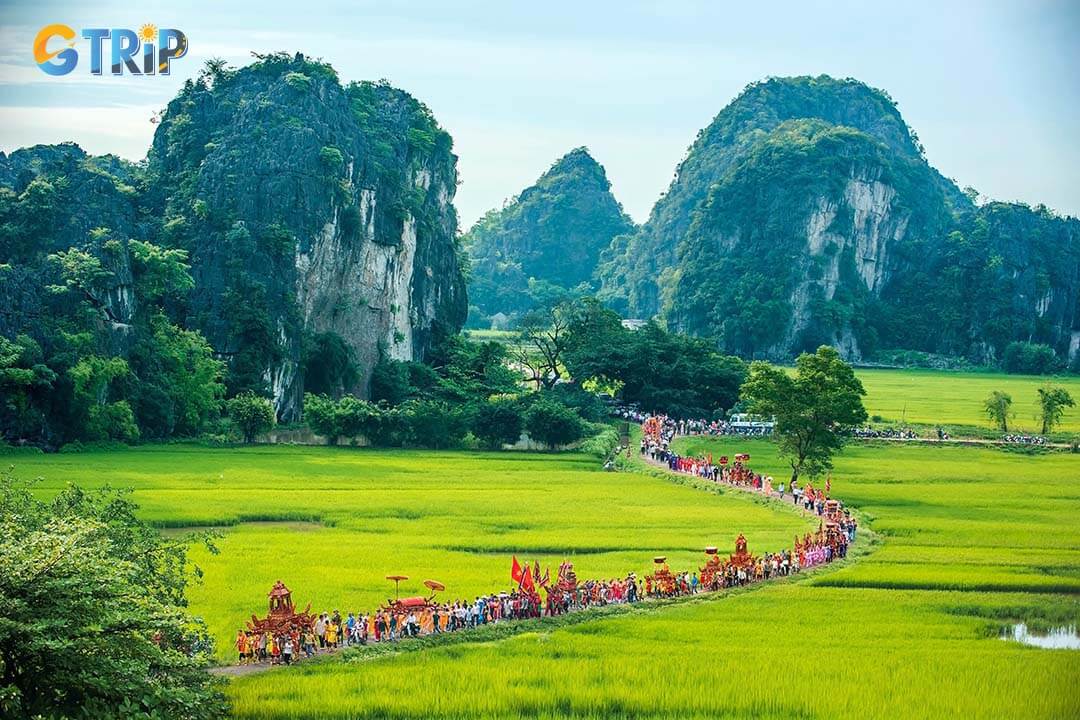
top-left (740, 346), bottom-right (867, 484)
top-left (0, 471), bottom-right (226, 720)
top-left (562, 299), bottom-right (746, 417)
top-left (524, 400), bottom-right (585, 450)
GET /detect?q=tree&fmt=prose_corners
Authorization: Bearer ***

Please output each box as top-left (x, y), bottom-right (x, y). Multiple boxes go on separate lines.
top-left (1002, 342), bottom-right (1058, 375)
top-left (524, 400), bottom-right (585, 450)
top-left (369, 358), bottom-right (412, 405)
top-left (404, 400), bottom-right (465, 449)
top-left (0, 335), bottom-right (56, 442)
top-left (303, 393), bottom-right (379, 445)
top-left (143, 316), bottom-right (226, 436)
top-left (513, 301), bottom-right (579, 390)
top-left (740, 346), bottom-right (867, 484)
top-left (1037, 385), bottom-right (1075, 434)
top-left (983, 390), bottom-right (1013, 432)
top-left (68, 356), bottom-right (139, 442)
top-left (471, 398), bottom-right (524, 449)
top-left (128, 239), bottom-right (195, 304)
top-left (562, 300), bottom-right (746, 417)
top-left (227, 392), bottom-right (276, 443)
top-left (0, 470), bottom-right (227, 719)
top-left (302, 331), bottom-right (357, 398)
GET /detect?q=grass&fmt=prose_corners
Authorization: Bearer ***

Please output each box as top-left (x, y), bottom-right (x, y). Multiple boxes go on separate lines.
top-left (218, 438), bottom-right (1080, 719)
top-left (14, 444), bottom-right (812, 663)
top-left (12, 365), bottom-right (1080, 718)
top-left (855, 367), bottom-right (1080, 434)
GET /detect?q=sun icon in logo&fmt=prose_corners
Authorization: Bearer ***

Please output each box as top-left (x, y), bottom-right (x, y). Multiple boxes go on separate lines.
top-left (139, 23), bottom-right (157, 43)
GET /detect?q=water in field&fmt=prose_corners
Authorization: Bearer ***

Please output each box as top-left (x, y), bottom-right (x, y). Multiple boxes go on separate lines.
top-left (1000, 624), bottom-right (1080, 650)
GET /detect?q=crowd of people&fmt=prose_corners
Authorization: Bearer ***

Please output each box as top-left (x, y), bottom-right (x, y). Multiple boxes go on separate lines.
top-left (1002, 433), bottom-right (1047, 445)
top-left (850, 426), bottom-right (920, 440)
top-left (233, 414), bottom-right (856, 668)
top-left (613, 408), bottom-right (772, 438)
top-left (639, 415), bottom-right (859, 533)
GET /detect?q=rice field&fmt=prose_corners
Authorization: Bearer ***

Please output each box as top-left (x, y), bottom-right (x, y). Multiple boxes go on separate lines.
top-left (855, 368), bottom-right (1080, 433)
top-left (12, 387), bottom-right (1080, 718)
top-left (219, 438), bottom-right (1079, 718)
top-left (13, 444), bottom-right (812, 663)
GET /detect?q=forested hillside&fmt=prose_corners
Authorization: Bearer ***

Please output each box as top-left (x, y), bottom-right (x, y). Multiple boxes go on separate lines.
top-left (597, 75), bottom-right (1080, 365)
top-left (0, 53), bottom-right (468, 446)
top-left (464, 147), bottom-right (634, 326)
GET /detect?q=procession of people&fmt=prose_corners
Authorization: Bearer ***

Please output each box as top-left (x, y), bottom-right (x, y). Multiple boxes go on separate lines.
top-left (233, 414), bottom-right (857, 668)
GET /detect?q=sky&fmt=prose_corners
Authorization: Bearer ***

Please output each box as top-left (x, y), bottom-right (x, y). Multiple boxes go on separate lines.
top-left (1, 1), bottom-right (1078, 228)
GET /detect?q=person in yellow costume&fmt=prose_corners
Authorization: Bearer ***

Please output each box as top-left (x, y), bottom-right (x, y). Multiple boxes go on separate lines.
top-left (326, 620), bottom-right (338, 647)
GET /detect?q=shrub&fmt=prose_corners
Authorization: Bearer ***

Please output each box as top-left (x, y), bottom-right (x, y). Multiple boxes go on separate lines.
top-left (404, 401), bottom-right (465, 449)
top-left (541, 384), bottom-right (607, 423)
top-left (283, 71), bottom-right (312, 92)
top-left (319, 146), bottom-right (345, 173)
top-left (580, 424), bottom-right (620, 459)
top-left (524, 401), bottom-right (585, 450)
top-left (370, 358), bottom-right (412, 405)
top-left (303, 393), bottom-right (379, 445)
top-left (1001, 342), bottom-right (1059, 375)
top-left (471, 398), bottom-right (524, 449)
top-left (226, 392), bottom-right (276, 443)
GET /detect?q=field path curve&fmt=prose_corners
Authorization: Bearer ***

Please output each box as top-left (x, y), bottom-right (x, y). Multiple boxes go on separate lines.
top-left (211, 434), bottom-right (870, 677)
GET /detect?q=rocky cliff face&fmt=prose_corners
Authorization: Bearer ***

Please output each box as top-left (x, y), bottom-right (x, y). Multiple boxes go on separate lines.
top-left (464, 147), bottom-right (634, 323)
top-left (146, 54), bottom-right (467, 417)
top-left (602, 75), bottom-right (1080, 363)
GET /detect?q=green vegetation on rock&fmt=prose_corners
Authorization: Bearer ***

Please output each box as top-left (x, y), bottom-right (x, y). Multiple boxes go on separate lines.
top-left (464, 147), bottom-right (634, 326)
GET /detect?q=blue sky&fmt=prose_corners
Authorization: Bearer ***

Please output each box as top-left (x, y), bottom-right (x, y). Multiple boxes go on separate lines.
top-left (1, 1), bottom-right (1077, 227)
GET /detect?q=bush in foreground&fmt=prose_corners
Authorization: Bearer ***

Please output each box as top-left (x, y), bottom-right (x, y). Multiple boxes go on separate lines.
top-left (0, 471), bottom-right (225, 719)
top-left (471, 398), bottom-right (524, 449)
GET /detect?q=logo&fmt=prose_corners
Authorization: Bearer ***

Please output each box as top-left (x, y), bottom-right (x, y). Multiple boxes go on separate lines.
top-left (34, 24), bottom-right (188, 76)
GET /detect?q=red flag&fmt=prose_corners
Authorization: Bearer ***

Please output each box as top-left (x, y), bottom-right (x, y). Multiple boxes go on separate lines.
top-left (511, 556), bottom-right (523, 584)
top-left (540, 568), bottom-right (550, 587)
top-left (826, 475), bottom-right (832, 494)
top-left (533, 560), bottom-right (541, 582)
top-left (521, 569), bottom-right (535, 593)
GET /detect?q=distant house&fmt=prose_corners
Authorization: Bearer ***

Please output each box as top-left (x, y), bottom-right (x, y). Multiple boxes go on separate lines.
top-left (489, 312), bottom-right (511, 330)
top-left (621, 318), bottom-right (647, 331)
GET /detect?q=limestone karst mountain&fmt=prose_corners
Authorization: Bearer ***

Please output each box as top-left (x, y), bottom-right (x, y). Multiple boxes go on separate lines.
top-left (597, 75), bottom-right (1079, 364)
top-left (463, 147), bottom-right (634, 326)
top-left (0, 52), bottom-right (468, 425)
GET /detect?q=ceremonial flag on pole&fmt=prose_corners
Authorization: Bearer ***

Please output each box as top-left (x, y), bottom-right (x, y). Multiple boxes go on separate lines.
top-left (511, 556), bottom-right (523, 584)
top-left (826, 475), bottom-right (832, 494)
top-left (540, 568), bottom-right (550, 587)
top-left (533, 560), bottom-right (541, 582)
top-left (522, 568), bottom-right (535, 593)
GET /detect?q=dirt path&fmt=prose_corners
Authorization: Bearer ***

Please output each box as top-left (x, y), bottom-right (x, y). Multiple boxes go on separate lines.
top-left (209, 443), bottom-right (860, 678)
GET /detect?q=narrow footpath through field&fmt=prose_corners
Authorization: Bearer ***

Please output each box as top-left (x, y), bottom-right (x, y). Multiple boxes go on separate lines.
top-left (213, 425), bottom-right (866, 677)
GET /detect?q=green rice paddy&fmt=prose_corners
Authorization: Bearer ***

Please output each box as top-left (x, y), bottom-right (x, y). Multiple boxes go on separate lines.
top-left (14, 445), bottom-right (812, 665)
top-left (219, 439), bottom-right (1080, 719)
top-left (10, 367), bottom-right (1080, 718)
top-left (856, 368), bottom-right (1080, 433)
